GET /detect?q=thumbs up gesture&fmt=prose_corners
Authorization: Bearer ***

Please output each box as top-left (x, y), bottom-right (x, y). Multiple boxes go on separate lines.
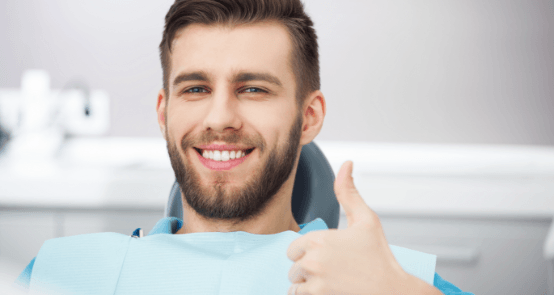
top-left (286, 161), bottom-right (441, 295)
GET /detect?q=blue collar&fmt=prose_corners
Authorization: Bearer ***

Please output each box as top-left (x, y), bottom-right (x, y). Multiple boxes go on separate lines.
top-left (147, 217), bottom-right (329, 236)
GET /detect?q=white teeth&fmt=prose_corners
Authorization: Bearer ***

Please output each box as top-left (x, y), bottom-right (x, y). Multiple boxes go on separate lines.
top-left (201, 149), bottom-right (250, 161)
top-left (221, 150), bottom-right (229, 161)
top-left (213, 150), bottom-right (221, 161)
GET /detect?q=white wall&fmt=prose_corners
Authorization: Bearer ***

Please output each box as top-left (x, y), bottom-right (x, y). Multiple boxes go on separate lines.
top-left (1, 0), bottom-right (553, 145)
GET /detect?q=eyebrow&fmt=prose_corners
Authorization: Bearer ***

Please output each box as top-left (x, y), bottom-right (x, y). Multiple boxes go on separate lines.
top-left (172, 71), bottom-right (210, 89)
top-left (172, 71), bottom-right (283, 89)
top-left (232, 72), bottom-right (283, 87)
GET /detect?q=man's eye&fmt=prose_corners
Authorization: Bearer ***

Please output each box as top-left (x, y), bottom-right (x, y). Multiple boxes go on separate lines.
top-left (184, 87), bottom-right (208, 93)
top-left (241, 87), bottom-right (266, 93)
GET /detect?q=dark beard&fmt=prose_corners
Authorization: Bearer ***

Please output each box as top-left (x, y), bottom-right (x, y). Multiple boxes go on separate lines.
top-left (166, 111), bottom-right (303, 225)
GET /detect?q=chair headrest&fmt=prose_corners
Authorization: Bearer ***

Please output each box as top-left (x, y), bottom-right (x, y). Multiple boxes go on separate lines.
top-left (164, 141), bottom-right (340, 229)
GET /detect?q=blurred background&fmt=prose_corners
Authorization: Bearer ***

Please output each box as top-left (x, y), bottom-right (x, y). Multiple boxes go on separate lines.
top-left (0, 0), bottom-right (553, 294)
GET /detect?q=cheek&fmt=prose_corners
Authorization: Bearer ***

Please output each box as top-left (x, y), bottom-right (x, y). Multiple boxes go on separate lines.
top-left (244, 99), bottom-right (292, 122)
top-left (243, 102), bottom-right (294, 141)
top-left (166, 105), bottom-right (193, 141)
top-left (243, 104), bottom-right (281, 131)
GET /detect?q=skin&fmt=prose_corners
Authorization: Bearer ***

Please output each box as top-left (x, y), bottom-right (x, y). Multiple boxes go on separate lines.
top-left (156, 21), bottom-right (442, 295)
top-left (156, 21), bottom-right (326, 235)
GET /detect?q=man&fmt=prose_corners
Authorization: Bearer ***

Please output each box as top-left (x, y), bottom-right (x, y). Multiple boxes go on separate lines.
top-left (16, 0), bottom-right (472, 294)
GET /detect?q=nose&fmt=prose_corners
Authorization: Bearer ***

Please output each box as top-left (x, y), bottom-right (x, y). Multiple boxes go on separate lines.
top-left (202, 87), bottom-right (242, 133)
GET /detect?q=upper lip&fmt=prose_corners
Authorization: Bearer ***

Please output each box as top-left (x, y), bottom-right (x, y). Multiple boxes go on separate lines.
top-left (196, 144), bottom-right (254, 150)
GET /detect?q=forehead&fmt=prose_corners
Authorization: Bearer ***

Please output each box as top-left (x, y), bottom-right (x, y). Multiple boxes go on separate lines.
top-left (169, 21), bottom-right (295, 85)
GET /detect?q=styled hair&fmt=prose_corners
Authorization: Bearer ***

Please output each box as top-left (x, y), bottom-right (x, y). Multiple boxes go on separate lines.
top-left (159, 0), bottom-right (320, 107)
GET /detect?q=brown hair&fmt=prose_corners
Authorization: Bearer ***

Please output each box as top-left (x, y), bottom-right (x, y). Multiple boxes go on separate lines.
top-left (159, 0), bottom-right (320, 108)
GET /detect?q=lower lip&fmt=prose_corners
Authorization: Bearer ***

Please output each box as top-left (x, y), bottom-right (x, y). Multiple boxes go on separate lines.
top-left (196, 150), bottom-right (253, 171)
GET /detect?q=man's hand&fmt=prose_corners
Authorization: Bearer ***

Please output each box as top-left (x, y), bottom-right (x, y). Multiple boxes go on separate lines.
top-left (286, 161), bottom-right (441, 295)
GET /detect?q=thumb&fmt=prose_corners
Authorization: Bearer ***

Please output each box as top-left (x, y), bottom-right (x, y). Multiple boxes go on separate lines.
top-left (334, 161), bottom-right (371, 227)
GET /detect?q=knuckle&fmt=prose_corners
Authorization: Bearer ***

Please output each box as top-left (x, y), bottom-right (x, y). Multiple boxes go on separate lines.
top-left (360, 210), bottom-right (382, 230)
top-left (307, 234), bottom-right (324, 249)
top-left (370, 212), bottom-right (383, 227)
top-left (290, 262), bottom-right (306, 282)
top-left (302, 254), bottom-right (323, 275)
top-left (307, 238), bottom-right (319, 249)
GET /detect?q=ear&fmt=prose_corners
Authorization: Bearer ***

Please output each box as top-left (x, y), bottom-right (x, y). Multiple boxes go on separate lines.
top-left (156, 88), bottom-right (168, 140)
top-left (299, 90), bottom-right (326, 146)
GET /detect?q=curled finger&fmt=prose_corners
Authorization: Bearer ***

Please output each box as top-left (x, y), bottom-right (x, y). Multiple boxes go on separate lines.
top-left (288, 260), bottom-right (311, 283)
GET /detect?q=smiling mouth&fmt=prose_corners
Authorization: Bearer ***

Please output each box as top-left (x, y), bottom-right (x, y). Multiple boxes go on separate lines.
top-left (193, 147), bottom-right (255, 160)
top-left (193, 147), bottom-right (256, 171)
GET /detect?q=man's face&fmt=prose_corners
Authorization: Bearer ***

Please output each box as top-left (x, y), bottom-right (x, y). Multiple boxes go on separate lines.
top-left (160, 22), bottom-right (303, 223)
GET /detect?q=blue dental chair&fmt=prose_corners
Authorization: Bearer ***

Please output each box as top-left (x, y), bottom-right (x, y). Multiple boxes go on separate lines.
top-left (164, 141), bottom-right (340, 229)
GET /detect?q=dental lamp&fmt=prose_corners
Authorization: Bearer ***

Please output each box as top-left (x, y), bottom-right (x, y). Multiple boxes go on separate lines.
top-left (0, 69), bottom-right (110, 160)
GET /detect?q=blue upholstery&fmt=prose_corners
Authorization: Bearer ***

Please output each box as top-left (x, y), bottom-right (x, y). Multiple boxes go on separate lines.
top-left (164, 141), bottom-right (340, 229)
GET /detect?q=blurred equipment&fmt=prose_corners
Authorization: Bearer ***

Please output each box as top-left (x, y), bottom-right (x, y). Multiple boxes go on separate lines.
top-left (0, 69), bottom-right (110, 161)
top-left (0, 125), bottom-right (8, 154)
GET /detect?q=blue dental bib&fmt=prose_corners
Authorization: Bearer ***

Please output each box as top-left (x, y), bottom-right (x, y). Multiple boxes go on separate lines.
top-left (28, 218), bottom-right (436, 295)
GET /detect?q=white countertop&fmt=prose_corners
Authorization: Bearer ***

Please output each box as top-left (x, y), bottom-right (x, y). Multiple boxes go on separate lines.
top-left (0, 137), bottom-right (175, 209)
top-left (319, 141), bottom-right (554, 219)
